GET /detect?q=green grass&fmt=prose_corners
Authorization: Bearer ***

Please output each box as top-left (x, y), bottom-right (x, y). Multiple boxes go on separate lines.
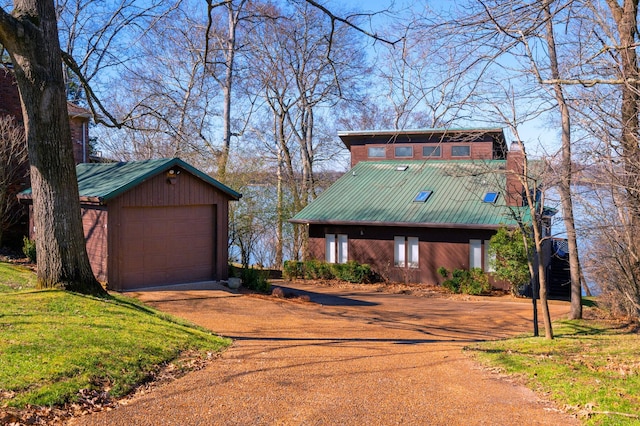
top-left (0, 262), bottom-right (231, 408)
top-left (466, 319), bottom-right (640, 425)
top-left (0, 262), bottom-right (37, 292)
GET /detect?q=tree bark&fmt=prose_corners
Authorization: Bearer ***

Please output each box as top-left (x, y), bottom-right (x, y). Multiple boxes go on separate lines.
top-left (543, 2), bottom-right (582, 319)
top-left (0, 1), bottom-right (104, 294)
top-left (605, 0), bottom-right (640, 293)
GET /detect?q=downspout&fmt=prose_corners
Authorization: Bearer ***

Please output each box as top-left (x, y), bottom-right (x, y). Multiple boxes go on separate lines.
top-left (82, 121), bottom-right (87, 163)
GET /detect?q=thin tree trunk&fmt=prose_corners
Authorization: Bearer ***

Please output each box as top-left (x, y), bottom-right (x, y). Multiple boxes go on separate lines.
top-left (275, 131), bottom-right (284, 268)
top-left (543, 2), bottom-right (582, 319)
top-left (0, 1), bottom-right (104, 294)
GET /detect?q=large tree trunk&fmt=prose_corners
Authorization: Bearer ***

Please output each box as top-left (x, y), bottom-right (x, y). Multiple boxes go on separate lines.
top-left (0, 1), bottom-right (105, 295)
top-left (606, 0), bottom-right (640, 293)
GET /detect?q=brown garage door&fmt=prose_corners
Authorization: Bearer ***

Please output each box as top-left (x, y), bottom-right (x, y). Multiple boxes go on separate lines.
top-left (119, 205), bottom-right (215, 289)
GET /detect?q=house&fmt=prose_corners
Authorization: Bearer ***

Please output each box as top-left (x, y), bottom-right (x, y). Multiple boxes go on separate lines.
top-left (1, 66), bottom-right (93, 247)
top-left (1, 66), bottom-right (92, 164)
top-left (19, 158), bottom-right (241, 290)
top-left (291, 128), bottom-right (554, 290)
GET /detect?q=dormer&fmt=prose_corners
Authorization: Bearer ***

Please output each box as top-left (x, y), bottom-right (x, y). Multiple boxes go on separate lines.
top-left (338, 128), bottom-right (508, 168)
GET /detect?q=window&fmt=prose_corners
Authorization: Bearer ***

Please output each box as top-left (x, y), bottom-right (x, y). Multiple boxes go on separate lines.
top-left (414, 190), bottom-right (433, 203)
top-left (395, 236), bottom-right (419, 268)
top-left (483, 192), bottom-right (499, 203)
top-left (470, 239), bottom-right (482, 269)
top-left (451, 145), bottom-right (470, 157)
top-left (422, 146), bottom-right (441, 157)
top-left (394, 146), bottom-right (413, 158)
top-left (484, 240), bottom-right (495, 272)
top-left (407, 237), bottom-right (419, 268)
top-left (326, 234), bottom-right (348, 264)
top-left (368, 147), bottom-right (385, 158)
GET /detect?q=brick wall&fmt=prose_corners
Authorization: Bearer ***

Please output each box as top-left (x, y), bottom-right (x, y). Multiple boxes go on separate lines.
top-left (1, 67), bottom-right (90, 164)
top-left (0, 69), bottom-right (23, 120)
top-left (350, 141), bottom-right (496, 168)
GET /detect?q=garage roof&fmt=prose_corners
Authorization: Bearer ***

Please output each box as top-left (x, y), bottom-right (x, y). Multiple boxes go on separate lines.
top-left (20, 158), bottom-right (241, 203)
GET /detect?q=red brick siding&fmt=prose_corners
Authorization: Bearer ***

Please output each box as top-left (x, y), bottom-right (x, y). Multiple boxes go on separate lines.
top-left (350, 142), bottom-right (496, 167)
top-left (307, 224), bottom-right (509, 289)
top-left (82, 207), bottom-right (108, 282)
top-left (69, 116), bottom-right (90, 164)
top-left (0, 70), bottom-right (23, 119)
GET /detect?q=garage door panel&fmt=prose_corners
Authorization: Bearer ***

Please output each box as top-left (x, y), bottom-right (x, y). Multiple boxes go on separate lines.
top-left (119, 205), bottom-right (215, 289)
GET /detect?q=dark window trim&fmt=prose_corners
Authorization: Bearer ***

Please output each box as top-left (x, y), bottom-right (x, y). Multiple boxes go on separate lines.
top-left (367, 146), bottom-right (386, 158)
top-left (394, 146), bottom-right (413, 158)
top-left (422, 145), bottom-right (441, 157)
top-left (451, 145), bottom-right (471, 157)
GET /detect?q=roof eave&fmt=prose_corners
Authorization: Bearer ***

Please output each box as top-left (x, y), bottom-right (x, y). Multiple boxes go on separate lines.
top-left (98, 158), bottom-right (242, 202)
top-left (289, 218), bottom-right (516, 230)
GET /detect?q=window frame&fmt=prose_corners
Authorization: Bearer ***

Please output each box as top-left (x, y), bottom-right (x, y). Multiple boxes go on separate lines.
top-left (470, 239), bottom-right (482, 269)
top-left (451, 145), bottom-right (471, 157)
top-left (326, 233), bottom-right (348, 264)
top-left (395, 236), bottom-right (419, 269)
top-left (422, 145), bottom-right (441, 157)
top-left (367, 146), bottom-right (386, 158)
top-left (414, 190), bottom-right (433, 203)
top-left (483, 192), bottom-right (499, 203)
top-left (394, 146), bottom-right (413, 158)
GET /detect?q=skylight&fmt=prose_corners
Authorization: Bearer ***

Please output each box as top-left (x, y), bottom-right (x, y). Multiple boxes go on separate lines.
top-left (483, 192), bottom-right (499, 203)
top-left (396, 165), bottom-right (409, 171)
top-left (414, 190), bottom-right (433, 203)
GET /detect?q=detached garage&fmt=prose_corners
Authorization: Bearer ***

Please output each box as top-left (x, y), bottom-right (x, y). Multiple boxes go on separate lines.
top-left (21, 158), bottom-right (241, 290)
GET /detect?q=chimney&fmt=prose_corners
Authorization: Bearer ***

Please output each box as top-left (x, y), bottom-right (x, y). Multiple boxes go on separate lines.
top-left (505, 141), bottom-right (525, 207)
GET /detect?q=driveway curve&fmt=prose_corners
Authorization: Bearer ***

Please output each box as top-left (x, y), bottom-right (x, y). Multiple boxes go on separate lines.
top-left (72, 282), bottom-right (578, 425)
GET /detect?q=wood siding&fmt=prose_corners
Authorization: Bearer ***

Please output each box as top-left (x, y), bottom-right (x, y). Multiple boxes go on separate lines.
top-left (308, 224), bottom-right (504, 288)
top-left (82, 206), bottom-right (108, 282)
top-left (350, 142), bottom-right (495, 167)
top-left (104, 167), bottom-right (232, 290)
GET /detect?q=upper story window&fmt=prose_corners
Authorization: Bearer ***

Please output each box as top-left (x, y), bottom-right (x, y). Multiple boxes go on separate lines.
top-left (368, 147), bottom-right (386, 158)
top-left (451, 145), bottom-right (471, 157)
top-left (394, 146), bottom-right (413, 158)
top-left (422, 146), bottom-right (441, 157)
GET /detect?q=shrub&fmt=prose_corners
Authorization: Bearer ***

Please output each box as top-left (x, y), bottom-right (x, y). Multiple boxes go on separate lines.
top-left (241, 267), bottom-right (271, 293)
top-left (438, 267), bottom-right (490, 295)
top-left (283, 260), bottom-right (304, 280)
top-left (437, 266), bottom-right (449, 279)
top-left (459, 268), bottom-right (491, 295)
top-left (331, 261), bottom-right (372, 283)
top-left (304, 259), bottom-right (333, 280)
top-left (22, 237), bottom-right (36, 263)
top-left (283, 259), bottom-right (374, 284)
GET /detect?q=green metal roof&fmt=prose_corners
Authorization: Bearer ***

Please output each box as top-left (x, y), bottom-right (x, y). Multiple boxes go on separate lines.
top-left (20, 158), bottom-right (241, 202)
top-left (291, 160), bottom-right (528, 228)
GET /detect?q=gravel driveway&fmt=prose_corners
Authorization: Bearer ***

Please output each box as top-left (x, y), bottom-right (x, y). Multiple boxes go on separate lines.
top-left (72, 281), bottom-right (578, 425)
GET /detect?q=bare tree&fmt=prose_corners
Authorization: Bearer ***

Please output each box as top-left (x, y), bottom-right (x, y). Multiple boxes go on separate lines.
top-left (243, 1), bottom-right (368, 260)
top-left (0, 115), bottom-right (27, 247)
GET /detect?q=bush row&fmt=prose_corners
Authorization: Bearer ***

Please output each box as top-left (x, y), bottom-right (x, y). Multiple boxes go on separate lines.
top-left (283, 260), bottom-right (374, 284)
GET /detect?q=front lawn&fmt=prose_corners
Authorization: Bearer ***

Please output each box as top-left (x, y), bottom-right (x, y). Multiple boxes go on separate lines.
top-left (466, 318), bottom-right (640, 425)
top-left (0, 261), bottom-right (37, 292)
top-left (0, 262), bottom-right (230, 410)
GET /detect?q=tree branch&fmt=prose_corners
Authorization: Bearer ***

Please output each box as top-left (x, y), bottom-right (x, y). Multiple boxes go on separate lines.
top-left (541, 78), bottom-right (638, 86)
top-left (303, 0), bottom-right (399, 46)
top-left (60, 50), bottom-right (123, 128)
